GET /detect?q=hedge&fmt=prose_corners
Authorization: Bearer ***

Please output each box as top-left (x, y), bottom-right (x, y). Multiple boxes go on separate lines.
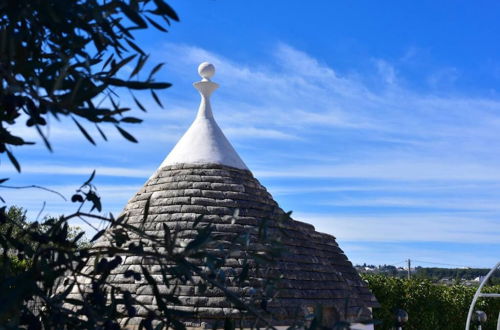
top-left (362, 274), bottom-right (500, 329)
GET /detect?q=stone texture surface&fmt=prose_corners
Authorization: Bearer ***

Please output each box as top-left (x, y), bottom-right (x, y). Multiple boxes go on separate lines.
top-left (67, 164), bottom-right (377, 327)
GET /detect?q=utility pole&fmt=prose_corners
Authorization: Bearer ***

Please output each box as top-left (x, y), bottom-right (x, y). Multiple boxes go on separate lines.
top-left (407, 259), bottom-right (411, 279)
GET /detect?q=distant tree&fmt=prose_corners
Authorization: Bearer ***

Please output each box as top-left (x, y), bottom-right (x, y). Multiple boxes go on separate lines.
top-left (413, 267), bottom-right (499, 283)
top-left (0, 205), bottom-right (27, 236)
top-left (0, 205), bottom-right (88, 250)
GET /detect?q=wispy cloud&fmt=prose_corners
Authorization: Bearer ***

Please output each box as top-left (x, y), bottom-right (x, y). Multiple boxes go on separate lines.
top-left (320, 196), bottom-right (500, 212)
top-left (340, 241), bottom-right (499, 269)
top-left (2, 184), bottom-right (140, 222)
top-left (255, 161), bottom-right (500, 181)
top-left (158, 43), bottom-right (500, 165)
top-left (5, 165), bottom-right (153, 178)
top-left (269, 181), bottom-right (500, 195)
top-left (224, 127), bottom-right (300, 140)
top-left (294, 212), bottom-right (500, 244)
top-left (5, 41), bottom-right (500, 266)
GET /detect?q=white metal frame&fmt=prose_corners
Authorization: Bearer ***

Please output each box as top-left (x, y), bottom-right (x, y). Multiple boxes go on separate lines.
top-left (465, 262), bottom-right (500, 330)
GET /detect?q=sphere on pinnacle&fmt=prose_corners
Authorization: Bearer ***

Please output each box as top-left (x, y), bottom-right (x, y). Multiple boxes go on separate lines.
top-left (198, 62), bottom-right (215, 80)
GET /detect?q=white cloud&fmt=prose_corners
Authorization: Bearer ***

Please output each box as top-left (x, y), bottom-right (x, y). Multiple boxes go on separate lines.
top-left (157, 43), bottom-right (500, 158)
top-left (15, 165), bottom-right (153, 178)
top-left (5, 42), bottom-right (500, 266)
top-left (294, 212), bottom-right (500, 244)
top-left (254, 160), bottom-right (500, 181)
top-left (341, 242), bottom-right (498, 269)
top-left (2, 184), bottom-right (139, 222)
top-left (269, 181), bottom-right (500, 195)
top-left (321, 196), bottom-right (500, 212)
top-left (427, 67), bottom-right (460, 88)
top-left (374, 59), bottom-right (398, 85)
top-left (224, 126), bottom-right (300, 140)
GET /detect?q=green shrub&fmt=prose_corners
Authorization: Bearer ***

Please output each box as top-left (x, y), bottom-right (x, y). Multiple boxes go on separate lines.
top-left (362, 274), bottom-right (500, 330)
top-left (0, 255), bottom-right (30, 277)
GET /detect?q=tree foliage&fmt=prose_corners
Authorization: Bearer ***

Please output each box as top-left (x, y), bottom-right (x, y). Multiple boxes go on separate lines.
top-left (0, 205), bottom-right (87, 247)
top-left (0, 0), bottom-right (177, 171)
top-left (363, 274), bottom-right (500, 330)
top-left (414, 267), bottom-right (500, 284)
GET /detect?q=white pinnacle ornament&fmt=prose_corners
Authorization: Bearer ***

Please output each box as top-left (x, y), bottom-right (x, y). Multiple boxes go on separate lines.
top-left (160, 62), bottom-right (248, 170)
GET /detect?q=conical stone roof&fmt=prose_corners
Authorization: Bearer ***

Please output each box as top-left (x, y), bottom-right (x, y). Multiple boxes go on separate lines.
top-left (67, 63), bottom-right (377, 328)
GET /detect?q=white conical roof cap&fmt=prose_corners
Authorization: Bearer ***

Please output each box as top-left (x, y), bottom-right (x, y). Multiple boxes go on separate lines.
top-left (159, 62), bottom-right (248, 170)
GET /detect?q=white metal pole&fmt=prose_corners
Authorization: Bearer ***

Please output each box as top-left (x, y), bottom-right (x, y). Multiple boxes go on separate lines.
top-left (465, 262), bottom-right (500, 330)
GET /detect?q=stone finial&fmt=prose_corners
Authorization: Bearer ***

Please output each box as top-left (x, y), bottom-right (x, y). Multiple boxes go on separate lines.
top-left (198, 62), bottom-right (215, 81)
top-left (193, 62), bottom-right (219, 119)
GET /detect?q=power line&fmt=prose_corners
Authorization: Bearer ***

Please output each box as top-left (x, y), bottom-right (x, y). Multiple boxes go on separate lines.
top-left (390, 260), bottom-right (407, 266)
top-left (365, 259), bottom-right (476, 269)
top-left (411, 259), bottom-right (473, 268)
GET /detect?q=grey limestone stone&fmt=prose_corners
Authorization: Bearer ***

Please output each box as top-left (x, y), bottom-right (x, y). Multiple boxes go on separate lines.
top-left (200, 190), bottom-right (224, 199)
top-left (192, 182), bottom-right (212, 189)
top-left (206, 206), bottom-right (233, 215)
top-left (180, 205), bottom-right (207, 214)
top-left (183, 188), bottom-right (203, 197)
top-left (64, 164), bottom-right (377, 328)
top-left (190, 197), bottom-right (216, 206)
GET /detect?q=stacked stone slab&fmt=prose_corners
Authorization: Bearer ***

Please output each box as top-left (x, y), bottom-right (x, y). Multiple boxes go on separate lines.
top-left (68, 163), bottom-right (377, 328)
top-left (66, 63), bottom-right (378, 328)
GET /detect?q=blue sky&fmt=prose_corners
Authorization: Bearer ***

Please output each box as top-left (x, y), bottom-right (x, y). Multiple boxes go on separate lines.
top-left (3, 1), bottom-right (500, 268)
